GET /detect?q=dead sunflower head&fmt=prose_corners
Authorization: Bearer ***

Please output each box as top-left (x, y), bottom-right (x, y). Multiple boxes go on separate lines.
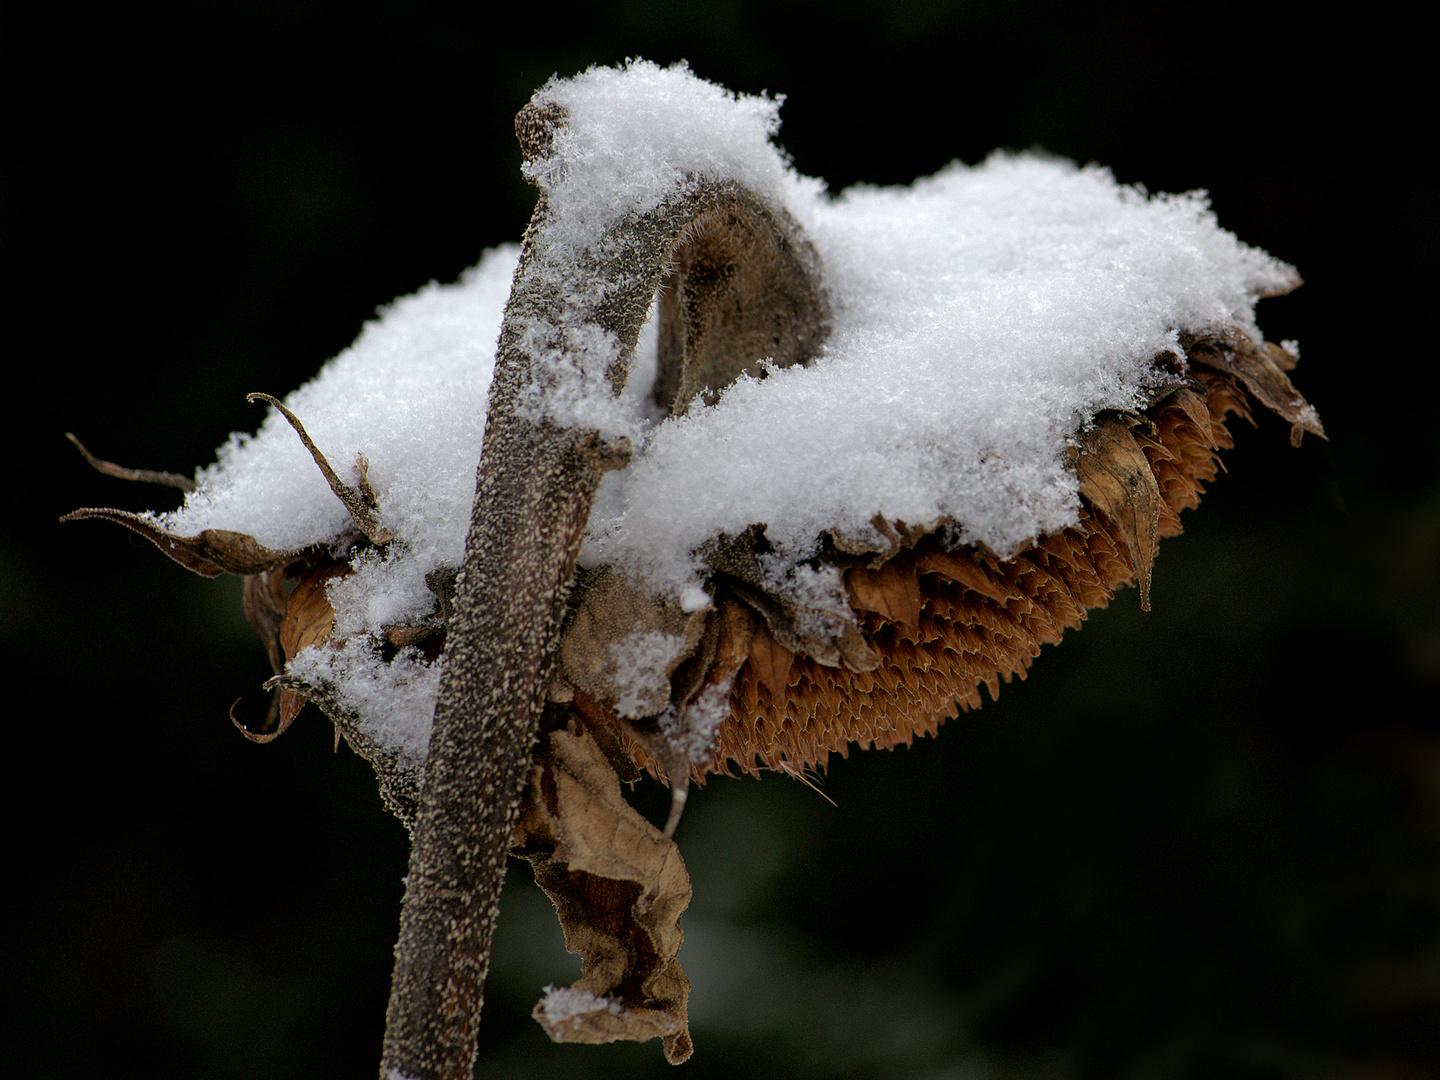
top-left (64, 61), bottom-right (1322, 1066)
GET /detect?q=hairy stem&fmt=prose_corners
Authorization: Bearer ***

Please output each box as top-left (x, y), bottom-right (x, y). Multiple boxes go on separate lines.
top-left (379, 102), bottom-right (829, 1078)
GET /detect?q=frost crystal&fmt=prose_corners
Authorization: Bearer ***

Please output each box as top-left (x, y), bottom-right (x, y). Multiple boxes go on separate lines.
top-left (609, 630), bottom-right (689, 719)
top-left (538, 985), bottom-right (623, 1027)
top-left (662, 681), bottom-right (734, 766)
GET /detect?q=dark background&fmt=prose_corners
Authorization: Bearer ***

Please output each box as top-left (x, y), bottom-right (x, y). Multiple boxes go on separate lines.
top-left (3, 3), bottom-right (1433, 1078)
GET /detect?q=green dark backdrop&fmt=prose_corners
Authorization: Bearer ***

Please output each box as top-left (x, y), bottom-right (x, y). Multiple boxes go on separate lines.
top-left (4, 3), bottom-right (1433, 1078)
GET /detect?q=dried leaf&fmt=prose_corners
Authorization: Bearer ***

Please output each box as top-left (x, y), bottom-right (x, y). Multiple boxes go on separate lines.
top-left (826, 514), bottom-right (940, 565)
top-left (516, 720), bottom-right (693, 1063)
top-left (566, 688), bottom-right (646, 784)
top-left (235, 570), bottom-right (297, 738)
top-left (651, 597), bottom-right (761, 833)
top-left (1187, 333), bottom-right (1324, 447)
top-left (59, 507), bottom-right (299, 576)
top-left (1072, 414), bottom-right (1162, 610)
top-left (846, 562), bottom-right (922, 627)
top-left (707, 598), bottom-right (758, 695)
top-left (1262, 339), bottom-right (1299, 371)
top-left (533, 987), bottom-right (684, 1056)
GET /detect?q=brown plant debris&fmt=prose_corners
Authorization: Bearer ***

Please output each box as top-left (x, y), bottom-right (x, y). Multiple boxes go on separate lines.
top-left (654, 182), bottom-right (831, 415)
top-left (58, 505), bottom-right (302, 577)
top-left (514, 716), bottom-right (693, 1064)
top-left (61, 395), bottom-right (399, 575)
top-left (1184, 333), bottom-right (1323, 447)
top-left (232, 559), bottom-right (353, 741)
top-left (1071, 412), bottom-right (1162, 610)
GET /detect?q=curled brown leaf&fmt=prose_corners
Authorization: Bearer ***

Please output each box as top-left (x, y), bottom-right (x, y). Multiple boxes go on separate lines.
top-left (515, 718), bottom-right (693, 1063)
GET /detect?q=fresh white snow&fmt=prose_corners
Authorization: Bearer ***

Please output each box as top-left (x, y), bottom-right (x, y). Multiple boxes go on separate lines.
top-left (155, 60), bottom-right (1298, 761)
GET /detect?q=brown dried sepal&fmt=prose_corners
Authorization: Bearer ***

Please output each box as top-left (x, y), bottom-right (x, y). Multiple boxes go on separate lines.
top-left (59, 506), bottom-right (302, 577)
top-left (1071, 412), bottom-right (1162, 610)
top-left (701, 526), bottom-right (879, 672)
top-left (246, 392), bottom-right (395, 544)
top-left (514, 716), bottom-right (693, 1064)
top-left (232, 559), bottom-right (351, 741)
top-left (846, 560), bottom-right (923, 627)
top-left (558, 567), bottom-right (710, 720)
top-left (1185, 332), bottom-right (1324, 447)
top-left (653, 182), bottom-right (831, 416)
top-left (65, 395), bottom-right (398, 578)
top-left (62, 431), bottom-right (304, 575)
top-left (278, 562), bottom-right (347, 662)
top-left (64, 433), bottom-right (197, 492)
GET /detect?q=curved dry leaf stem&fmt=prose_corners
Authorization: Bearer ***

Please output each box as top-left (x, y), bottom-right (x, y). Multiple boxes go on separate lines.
top-left (246, 392), bottom-right (395, 544)
top-left (65, 432), bottom-right (199, 492)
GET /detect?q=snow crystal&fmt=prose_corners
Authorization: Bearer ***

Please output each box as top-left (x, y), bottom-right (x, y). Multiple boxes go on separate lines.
top-left (662, 680), bottom-right (734, 765)
top-left (609, 629), bottom-right (689, 719)
top-left (287, 635), bottom-right (440, 765)
top-left (523, 59), bottom-right (809, 253)
top-left (537, 985), bottom-right (622, 1027)
top-left (158, 61), bottom-right (1299, 762)
top-left (678, 585), bottom-right (711, 613)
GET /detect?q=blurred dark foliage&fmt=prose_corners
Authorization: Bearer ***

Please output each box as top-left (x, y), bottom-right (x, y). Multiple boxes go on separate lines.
top-left (2, 2), bottom-right (1433, 1078)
